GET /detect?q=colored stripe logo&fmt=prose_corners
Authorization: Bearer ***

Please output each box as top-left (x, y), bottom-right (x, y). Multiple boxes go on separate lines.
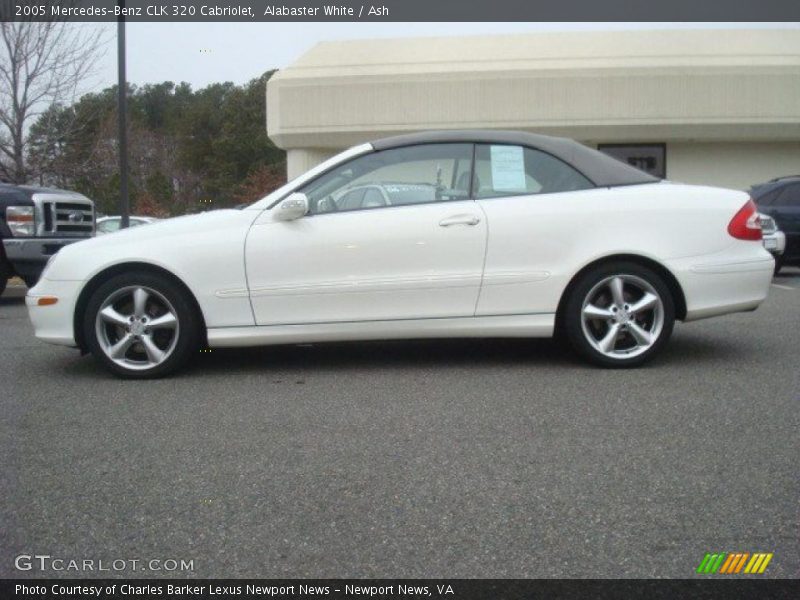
top-left (696, 552), bottom-right (773, 574)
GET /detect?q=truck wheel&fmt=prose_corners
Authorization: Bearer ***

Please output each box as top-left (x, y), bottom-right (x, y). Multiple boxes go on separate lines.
top-left (0, 260), bottom-right (9, 297)
top-left (773, 255), bottom-right (784, 276)
top-left (83, 271), bottom-right (202, 379)
top-left (563, 262), bottom-right (675, 368)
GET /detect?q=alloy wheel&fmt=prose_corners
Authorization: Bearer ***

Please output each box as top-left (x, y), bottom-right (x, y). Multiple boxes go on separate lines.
top-left (580, 274), bottom-right (665, 360)
top-left (94, 285), bottom-right (180, 371)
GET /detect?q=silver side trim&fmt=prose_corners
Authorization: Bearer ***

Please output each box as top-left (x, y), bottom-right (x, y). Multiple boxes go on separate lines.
top-left (690, 257), bottom-right (773, 274)
top-left (233, 271), bottom-right (550, 299)
top-left (482, 270), bottom-right (550, 285)
top-left (248, 273), bottom-right (482, 297)
top-left (207, 313), bottom-right (555, 348)
top-left (215, 288), bottom-right (249, 299)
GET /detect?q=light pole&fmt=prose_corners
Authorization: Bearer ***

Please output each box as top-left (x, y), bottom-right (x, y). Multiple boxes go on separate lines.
top-left (117, 2), bottom-right (130, 228)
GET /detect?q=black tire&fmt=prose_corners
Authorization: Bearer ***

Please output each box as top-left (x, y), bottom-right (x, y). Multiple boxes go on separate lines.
top-left (773, 255), bottom-right (783, 276)
top-left (0, 259), bottom-right (10, 296)
top-left (563, 261), bottom-right (675, 368)
top-left (83, 271), bottom-right (202, 379)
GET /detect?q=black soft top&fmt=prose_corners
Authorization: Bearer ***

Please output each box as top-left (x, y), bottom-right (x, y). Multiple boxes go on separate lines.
top-left (371, 130), bottom-right (659, 187)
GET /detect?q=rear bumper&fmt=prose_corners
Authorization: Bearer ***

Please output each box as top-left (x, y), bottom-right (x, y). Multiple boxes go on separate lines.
top-left (668, 251), bottom-right (774, 322)
top-left (26, 278), bottom-right (82, 347)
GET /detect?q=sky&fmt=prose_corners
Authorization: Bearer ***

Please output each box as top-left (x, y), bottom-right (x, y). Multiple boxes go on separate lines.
top-left (85, 21), bottom-right (799, 94)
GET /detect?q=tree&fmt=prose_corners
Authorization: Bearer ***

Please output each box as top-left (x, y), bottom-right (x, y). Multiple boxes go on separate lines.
top-left (28, 85), bottom-right (118, 195)
top-left (27, 71), bottom-right (287, 214)
top-left (0, 22), bottom-right (103, 183)
top-left (232, 162), bottom-right (287, 206)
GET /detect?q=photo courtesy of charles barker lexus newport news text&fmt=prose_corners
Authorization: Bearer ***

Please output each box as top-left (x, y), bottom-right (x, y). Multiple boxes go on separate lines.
top-left (1, 1), bottom-right (799, 599)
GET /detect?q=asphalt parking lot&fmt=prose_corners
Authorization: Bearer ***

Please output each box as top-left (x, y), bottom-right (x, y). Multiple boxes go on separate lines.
top-left (1, 270), bottom-right (798, 579)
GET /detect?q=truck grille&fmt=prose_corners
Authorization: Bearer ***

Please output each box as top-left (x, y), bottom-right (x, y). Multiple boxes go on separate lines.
top-left (43, 200), bottom-right (94, 236)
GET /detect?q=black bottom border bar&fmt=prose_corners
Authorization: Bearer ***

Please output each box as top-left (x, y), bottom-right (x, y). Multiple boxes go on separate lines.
top-left (3, 579), bottom-right (799, 600)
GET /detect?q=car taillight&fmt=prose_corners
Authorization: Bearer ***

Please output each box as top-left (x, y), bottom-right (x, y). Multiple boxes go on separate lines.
top-left (727, 199), bottom-right (762, 241)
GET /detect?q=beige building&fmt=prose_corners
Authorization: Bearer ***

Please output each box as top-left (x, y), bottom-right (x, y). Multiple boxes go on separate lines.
top-left (267, 29), bottom-right (800, 191)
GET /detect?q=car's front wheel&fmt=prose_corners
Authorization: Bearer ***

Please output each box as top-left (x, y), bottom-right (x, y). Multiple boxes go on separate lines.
top-left (84, 272), bottom-right (201, 378)
top-left (563, 262), bottom-right (675, 368)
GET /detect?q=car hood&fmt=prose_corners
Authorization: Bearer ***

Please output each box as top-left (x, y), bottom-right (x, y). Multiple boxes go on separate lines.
top-left (89, 210), bottom-right (243, 244)
top-left (45, 209), bottom-right (260, 281)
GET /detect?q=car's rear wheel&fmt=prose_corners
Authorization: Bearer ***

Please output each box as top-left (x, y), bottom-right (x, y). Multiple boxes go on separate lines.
top-left (563, 262), bottom-right (675, 368)
top-left (84, 272), bottom-right (201, 378)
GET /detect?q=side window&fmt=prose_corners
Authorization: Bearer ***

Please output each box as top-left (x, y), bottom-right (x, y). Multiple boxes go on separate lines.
top-left (338, 188), bottom-right (366, 211)
top-left (474, 144), bottom-right (593, 198)
top-left (299, 143), bottom-right (473, 215)
top-left (362, 188), bottom-right (387, 208)
top-left (773, 184), bottom-right (800, 207)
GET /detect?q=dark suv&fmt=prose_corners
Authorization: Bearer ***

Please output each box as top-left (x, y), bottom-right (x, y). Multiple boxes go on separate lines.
top-left (750, 176), bottom-right (800, 274)
top-left (1, 183), bottom-right (95, 295)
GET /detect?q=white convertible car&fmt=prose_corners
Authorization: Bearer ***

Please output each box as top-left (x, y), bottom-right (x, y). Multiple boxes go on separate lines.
top-left (26, 131), bottom-right (773, 378)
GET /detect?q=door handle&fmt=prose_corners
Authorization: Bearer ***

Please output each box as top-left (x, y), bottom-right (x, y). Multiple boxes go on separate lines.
top-left (439, 214), bottom-right (481, 227)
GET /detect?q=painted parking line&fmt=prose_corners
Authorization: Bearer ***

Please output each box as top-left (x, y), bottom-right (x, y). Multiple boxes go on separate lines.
top-left (771, 283), bottom-right (797, 291)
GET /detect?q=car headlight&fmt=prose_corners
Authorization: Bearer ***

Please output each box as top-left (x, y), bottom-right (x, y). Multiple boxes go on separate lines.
top-left (5, 206), bottom-right (35, 236)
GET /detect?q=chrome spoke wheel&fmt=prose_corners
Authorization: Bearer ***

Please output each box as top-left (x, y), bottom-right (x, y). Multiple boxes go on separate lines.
top-left (95, 285), bottom-right (180, 371)
top-left (580, 274), bottom-right (664, 360)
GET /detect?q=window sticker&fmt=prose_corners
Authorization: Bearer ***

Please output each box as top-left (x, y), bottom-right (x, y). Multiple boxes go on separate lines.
top-left (490, 145), bottom-right (526, 192)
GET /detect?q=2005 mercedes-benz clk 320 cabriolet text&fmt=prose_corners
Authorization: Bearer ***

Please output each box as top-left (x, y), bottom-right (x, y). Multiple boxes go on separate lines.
top-left (26, 131), bottom-right (774, 378)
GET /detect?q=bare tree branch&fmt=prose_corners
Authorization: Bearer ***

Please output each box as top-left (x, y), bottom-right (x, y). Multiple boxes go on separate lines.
top-left (0, 22), bottom-right (105, 183)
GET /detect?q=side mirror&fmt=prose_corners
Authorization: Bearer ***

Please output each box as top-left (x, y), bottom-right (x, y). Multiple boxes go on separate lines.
top-left (274, 192), bottom-right (309, 221)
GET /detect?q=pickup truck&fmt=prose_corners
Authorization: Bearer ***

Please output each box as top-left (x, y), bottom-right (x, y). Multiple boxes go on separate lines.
top-left (1, 183), bottom-right (95, 295)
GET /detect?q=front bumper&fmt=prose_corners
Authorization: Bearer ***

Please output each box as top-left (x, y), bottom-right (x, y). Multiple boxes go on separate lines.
top-left (3, 237), bottom-right (89, 280)
top-left (762, 231), bottom-right (786, 256)
top-left (26, 278), bottom-right (83, 347)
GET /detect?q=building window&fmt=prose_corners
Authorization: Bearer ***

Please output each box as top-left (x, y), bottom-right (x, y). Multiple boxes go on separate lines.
top-left (598, 144), bottom-right (666, 179)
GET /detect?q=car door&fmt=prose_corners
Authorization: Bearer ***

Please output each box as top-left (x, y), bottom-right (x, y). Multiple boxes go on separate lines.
top-left (768, 183), bottom-right (800, 261)
top-left (245, 143), bottom-right (487, 326)
top-left (472, 143), bottom-right (596, 316)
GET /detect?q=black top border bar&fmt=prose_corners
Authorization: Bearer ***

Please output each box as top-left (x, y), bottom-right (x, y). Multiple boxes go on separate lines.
top-left (1, 0), bottom-right (799, 22)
